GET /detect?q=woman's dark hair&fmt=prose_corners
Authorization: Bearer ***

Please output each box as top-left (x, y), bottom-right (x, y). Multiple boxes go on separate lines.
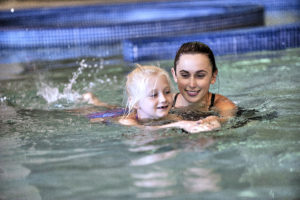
top-left (173, 41), bottom-right (217, 74)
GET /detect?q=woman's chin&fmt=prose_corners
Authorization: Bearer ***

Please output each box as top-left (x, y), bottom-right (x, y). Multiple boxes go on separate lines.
top-left (184, 95), bottom-right (201, 104)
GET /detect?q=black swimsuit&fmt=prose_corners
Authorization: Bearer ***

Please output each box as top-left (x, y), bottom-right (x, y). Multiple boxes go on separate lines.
top-left (172, 93), bottom-right (215, 110)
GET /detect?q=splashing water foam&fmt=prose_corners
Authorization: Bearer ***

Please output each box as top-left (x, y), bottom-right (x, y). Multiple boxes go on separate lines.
top-left (37, 59), bottom-right (97, 104)
top-left (37, 82), bottom-right (81, 104)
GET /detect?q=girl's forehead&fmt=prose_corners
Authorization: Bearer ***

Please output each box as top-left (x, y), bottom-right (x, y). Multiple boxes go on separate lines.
top-left (146, 74), bottom-right (170, 89)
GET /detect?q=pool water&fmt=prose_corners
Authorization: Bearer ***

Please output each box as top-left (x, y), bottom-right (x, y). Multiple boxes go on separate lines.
top-left (0, 48), bottom-right (299, 200)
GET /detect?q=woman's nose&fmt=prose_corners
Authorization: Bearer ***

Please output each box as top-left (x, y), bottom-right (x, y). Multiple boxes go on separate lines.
top-left (189, 77), bottom-right (197, 88)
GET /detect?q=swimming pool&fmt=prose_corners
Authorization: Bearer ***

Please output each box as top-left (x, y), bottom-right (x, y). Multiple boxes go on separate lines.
top-left (0, 47), bottom-right (299, 199)
top-left (0, 1), bottom-right (264, 64)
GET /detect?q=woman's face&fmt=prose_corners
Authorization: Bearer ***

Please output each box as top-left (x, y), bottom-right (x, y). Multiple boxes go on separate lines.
top-left (172, 53), bottom-right (217, 105)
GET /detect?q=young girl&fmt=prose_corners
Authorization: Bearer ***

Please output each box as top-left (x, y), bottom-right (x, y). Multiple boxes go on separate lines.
top-left (84, 65), bottom-right (216, 133)
top-left (171, 41), bottom-right (237, 128)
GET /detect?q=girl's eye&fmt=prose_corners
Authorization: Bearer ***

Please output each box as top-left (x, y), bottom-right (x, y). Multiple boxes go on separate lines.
top-left (165, 90), bottom-right (171, 94)
top-left (150, 93), bottom-right (158, 98)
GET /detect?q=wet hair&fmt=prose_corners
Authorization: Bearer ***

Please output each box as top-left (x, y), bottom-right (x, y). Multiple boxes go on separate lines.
top-left (125, 64), bottom-right (172, 114)
top-left (173, 41), bottom-right (218, 74)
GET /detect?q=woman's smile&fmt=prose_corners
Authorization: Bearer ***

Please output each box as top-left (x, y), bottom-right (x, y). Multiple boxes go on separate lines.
top-left (185, 89), bottom-right (200, 97)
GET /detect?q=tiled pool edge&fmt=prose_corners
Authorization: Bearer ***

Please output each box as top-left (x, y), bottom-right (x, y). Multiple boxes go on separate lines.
top-left (123, 23), bottom-right (300, 62)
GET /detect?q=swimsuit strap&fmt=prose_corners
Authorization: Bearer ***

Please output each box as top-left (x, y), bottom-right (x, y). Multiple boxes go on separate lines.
top-left (209, 93), bottom-right (215, 110)
top-left (87, 108), bottom-right (126, 119)
top-left (172, 93), bottom-right (180, 107)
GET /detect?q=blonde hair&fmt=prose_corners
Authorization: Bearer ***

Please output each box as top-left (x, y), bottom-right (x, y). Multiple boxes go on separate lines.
top-left (125, 64), bottom-right (172, 114)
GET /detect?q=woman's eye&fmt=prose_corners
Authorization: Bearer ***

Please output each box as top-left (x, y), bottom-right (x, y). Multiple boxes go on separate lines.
top-left (165, 90), bottom-right (171, 94)
top-left (196, 74), bottom-right (205, 78)
top-left (180, 74), bottom-right (189, 78)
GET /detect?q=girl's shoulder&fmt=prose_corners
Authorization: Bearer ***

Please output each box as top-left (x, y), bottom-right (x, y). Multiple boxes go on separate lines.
top-left (118, 113), bottom-right (139, 126)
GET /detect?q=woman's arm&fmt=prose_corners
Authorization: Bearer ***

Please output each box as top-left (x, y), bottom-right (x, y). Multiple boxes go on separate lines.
top-left (117, 114), bottom-right (217, 133)
top-left (146, 120), bottom-right (220, 133)
top-left (215, 95), bottom-right (237, 120)
top-left (201, 94), bottom-right (237, 126)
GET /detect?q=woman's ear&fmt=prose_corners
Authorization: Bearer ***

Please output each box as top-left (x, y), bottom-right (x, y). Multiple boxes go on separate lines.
top-left (211, 70), bottom-right (218, 84)
top-left (171, 68), bottom-right (178, 83)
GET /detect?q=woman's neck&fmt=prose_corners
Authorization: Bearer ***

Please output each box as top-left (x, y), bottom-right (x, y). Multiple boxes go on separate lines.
top-left (177, 92), bottom-right (211, 109)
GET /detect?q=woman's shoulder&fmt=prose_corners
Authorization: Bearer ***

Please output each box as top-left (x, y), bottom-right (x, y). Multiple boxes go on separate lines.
top-left (212, 93), bottom-right (237, 119)
top-left (214, 93), bottom-right (236, 110)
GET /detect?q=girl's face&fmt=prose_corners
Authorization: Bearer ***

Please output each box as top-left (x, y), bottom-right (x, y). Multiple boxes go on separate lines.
top-left (136, 74), bottom-right (173, 120)
top-left (172, 53), bottom-right (217, 106)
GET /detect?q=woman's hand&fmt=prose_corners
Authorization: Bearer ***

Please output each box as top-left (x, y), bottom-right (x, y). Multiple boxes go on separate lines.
top-left (197, 116), bottom-right (221, 130)
top-left (177, 120), bottom-right (219, 133)
top-left (157, 118), bottom-right (220, 133)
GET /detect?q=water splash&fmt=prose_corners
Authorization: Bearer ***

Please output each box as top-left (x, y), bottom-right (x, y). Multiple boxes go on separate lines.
top-left (37, 82), bottom-right (81, 104)
top-left (0, 96), bottom-right (7, 103)
top-left (64, 60), bottom-right (87, 93)
top-left (37, 59), bottom-right (99, 104)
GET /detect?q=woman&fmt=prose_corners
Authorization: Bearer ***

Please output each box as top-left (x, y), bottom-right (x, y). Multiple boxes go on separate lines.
top-left (171, 41), bottom-right (237, 129)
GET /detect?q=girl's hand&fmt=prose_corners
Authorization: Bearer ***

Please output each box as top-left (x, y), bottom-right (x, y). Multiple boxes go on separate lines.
top-left (82, 92), bottom-right (98, 104)
top-left (82, 92), bottom-right (117, 108)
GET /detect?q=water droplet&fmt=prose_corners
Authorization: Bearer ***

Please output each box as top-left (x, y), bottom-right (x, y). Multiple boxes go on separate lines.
top-left (0, 96), bottom-right (7, 102)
